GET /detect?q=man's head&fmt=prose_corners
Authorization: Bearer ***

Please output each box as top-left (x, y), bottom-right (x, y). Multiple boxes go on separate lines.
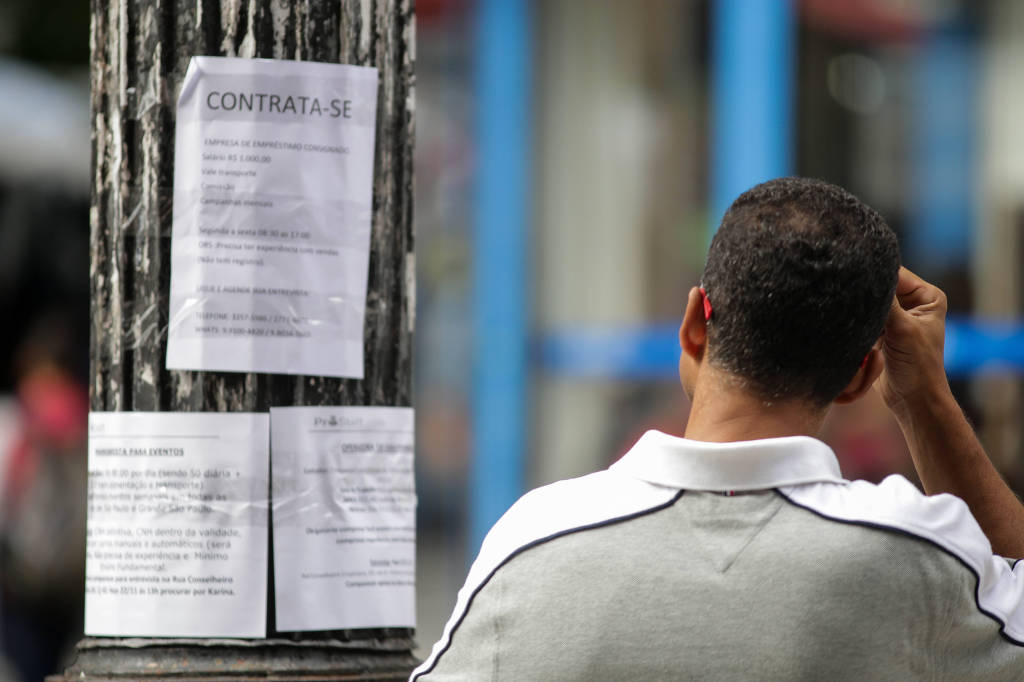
top-left (698, 177), bottom-right (900, 407)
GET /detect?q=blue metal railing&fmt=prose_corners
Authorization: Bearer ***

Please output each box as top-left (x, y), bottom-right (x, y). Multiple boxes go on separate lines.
top-left (538, 319), bottom-right (1024, 380)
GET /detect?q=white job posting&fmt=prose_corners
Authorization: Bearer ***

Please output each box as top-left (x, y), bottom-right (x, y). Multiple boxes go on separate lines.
top-left (85, 412), bottom-right (269, 638)
top-left (271, 406), bottom-right (415, 631)
top-left (167, 56), bottom-right (378, 377)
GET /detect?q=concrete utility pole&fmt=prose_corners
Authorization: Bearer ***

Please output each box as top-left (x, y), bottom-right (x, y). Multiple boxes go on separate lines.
top-left (56, 0), bottom-right (415, 679)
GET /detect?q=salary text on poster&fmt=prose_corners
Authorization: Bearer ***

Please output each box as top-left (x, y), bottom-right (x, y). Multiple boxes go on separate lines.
top-left (166, 57), bottom-right (378, 377)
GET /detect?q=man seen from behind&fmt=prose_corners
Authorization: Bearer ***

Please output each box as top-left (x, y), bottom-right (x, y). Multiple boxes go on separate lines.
top-left (413, 178), bottom-right (1024, 680)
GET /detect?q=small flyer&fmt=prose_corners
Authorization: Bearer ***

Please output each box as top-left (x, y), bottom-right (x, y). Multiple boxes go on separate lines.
top-left (84, 412), bottom-right (269, 638)
top-left (271, 406), bottom-right (416, 631)
top-left (166, 56), bottom-right (378, 378)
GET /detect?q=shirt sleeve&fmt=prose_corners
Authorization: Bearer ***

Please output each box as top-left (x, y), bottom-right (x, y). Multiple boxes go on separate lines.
top-left (412, 574), bottom-right (503, 681)
top-left (783, 476), bottom-right (1024, 677)
top-left (932, 557), bottom-right (1024, 680)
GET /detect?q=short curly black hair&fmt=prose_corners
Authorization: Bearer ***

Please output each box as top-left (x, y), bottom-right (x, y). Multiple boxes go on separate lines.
top-left (701, 177), bottom-right (900, 406)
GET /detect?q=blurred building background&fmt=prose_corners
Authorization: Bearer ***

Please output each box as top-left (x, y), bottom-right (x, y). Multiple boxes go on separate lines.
top-left (415, 0), bottom-right (1024, 658)
top-left (1, 0), bottom-right (1023, 677)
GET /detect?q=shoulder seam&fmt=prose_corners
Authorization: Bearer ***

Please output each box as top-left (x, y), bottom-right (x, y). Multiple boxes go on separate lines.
top-left (775, 488), bottom-right (1024, 648)
top-left (411, 488), bottom-right (686, 680)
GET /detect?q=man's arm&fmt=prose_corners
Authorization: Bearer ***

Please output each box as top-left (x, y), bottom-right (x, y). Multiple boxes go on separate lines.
top-left (876, 267), bottom-right (1024, 558)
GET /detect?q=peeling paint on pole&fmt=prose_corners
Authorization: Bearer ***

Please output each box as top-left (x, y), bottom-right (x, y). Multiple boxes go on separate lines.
top-left (74, 0), bottom-right (415, 678)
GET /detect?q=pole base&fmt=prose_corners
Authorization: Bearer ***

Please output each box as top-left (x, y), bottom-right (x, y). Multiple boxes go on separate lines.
top-left (47, 635), bottom-right (419, 681)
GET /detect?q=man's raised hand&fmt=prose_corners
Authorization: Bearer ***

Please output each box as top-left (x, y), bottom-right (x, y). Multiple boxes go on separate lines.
top-left (876, 268), bottom-right (1024, 556)
top-left (876, 266), bottom-right (951, 419)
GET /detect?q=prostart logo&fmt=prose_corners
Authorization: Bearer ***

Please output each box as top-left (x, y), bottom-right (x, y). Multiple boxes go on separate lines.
top-left (312, 415), bottom-right (365, 428)
top-left (313, 415), bottom-right (339, 428)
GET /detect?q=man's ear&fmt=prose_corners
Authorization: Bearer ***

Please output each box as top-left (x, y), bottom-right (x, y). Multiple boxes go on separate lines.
top-left (833, 345), bottom-right (884, 405)
top-left (679, 287), bottom-right (708, 362)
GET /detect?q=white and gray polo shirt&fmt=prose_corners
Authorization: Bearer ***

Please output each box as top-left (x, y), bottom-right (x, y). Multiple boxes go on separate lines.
top-left (412, 431), bottom-right (1024, 681)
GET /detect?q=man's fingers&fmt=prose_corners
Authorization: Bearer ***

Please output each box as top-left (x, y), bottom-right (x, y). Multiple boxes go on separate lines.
top-left (885, 294), bottom-right (904, 324)
top-left (893, 266), bottom-right (946, 314)
top-left (894, 266), bottom-right (925, 294)
top-left (894, 267), bottom-right (929, 307)
top-left (883, 298), bottom-right (914, 356)
top-left (886, 272), bottom-right (917, 332)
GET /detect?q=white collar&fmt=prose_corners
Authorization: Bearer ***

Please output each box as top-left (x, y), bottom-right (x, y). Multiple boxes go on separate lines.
top-left (609, 430), bottom-right (845, 492)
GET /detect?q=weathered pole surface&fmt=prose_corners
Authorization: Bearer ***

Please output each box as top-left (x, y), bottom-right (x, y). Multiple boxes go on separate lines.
top-left (59, 0), bottom-right (416, 679)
